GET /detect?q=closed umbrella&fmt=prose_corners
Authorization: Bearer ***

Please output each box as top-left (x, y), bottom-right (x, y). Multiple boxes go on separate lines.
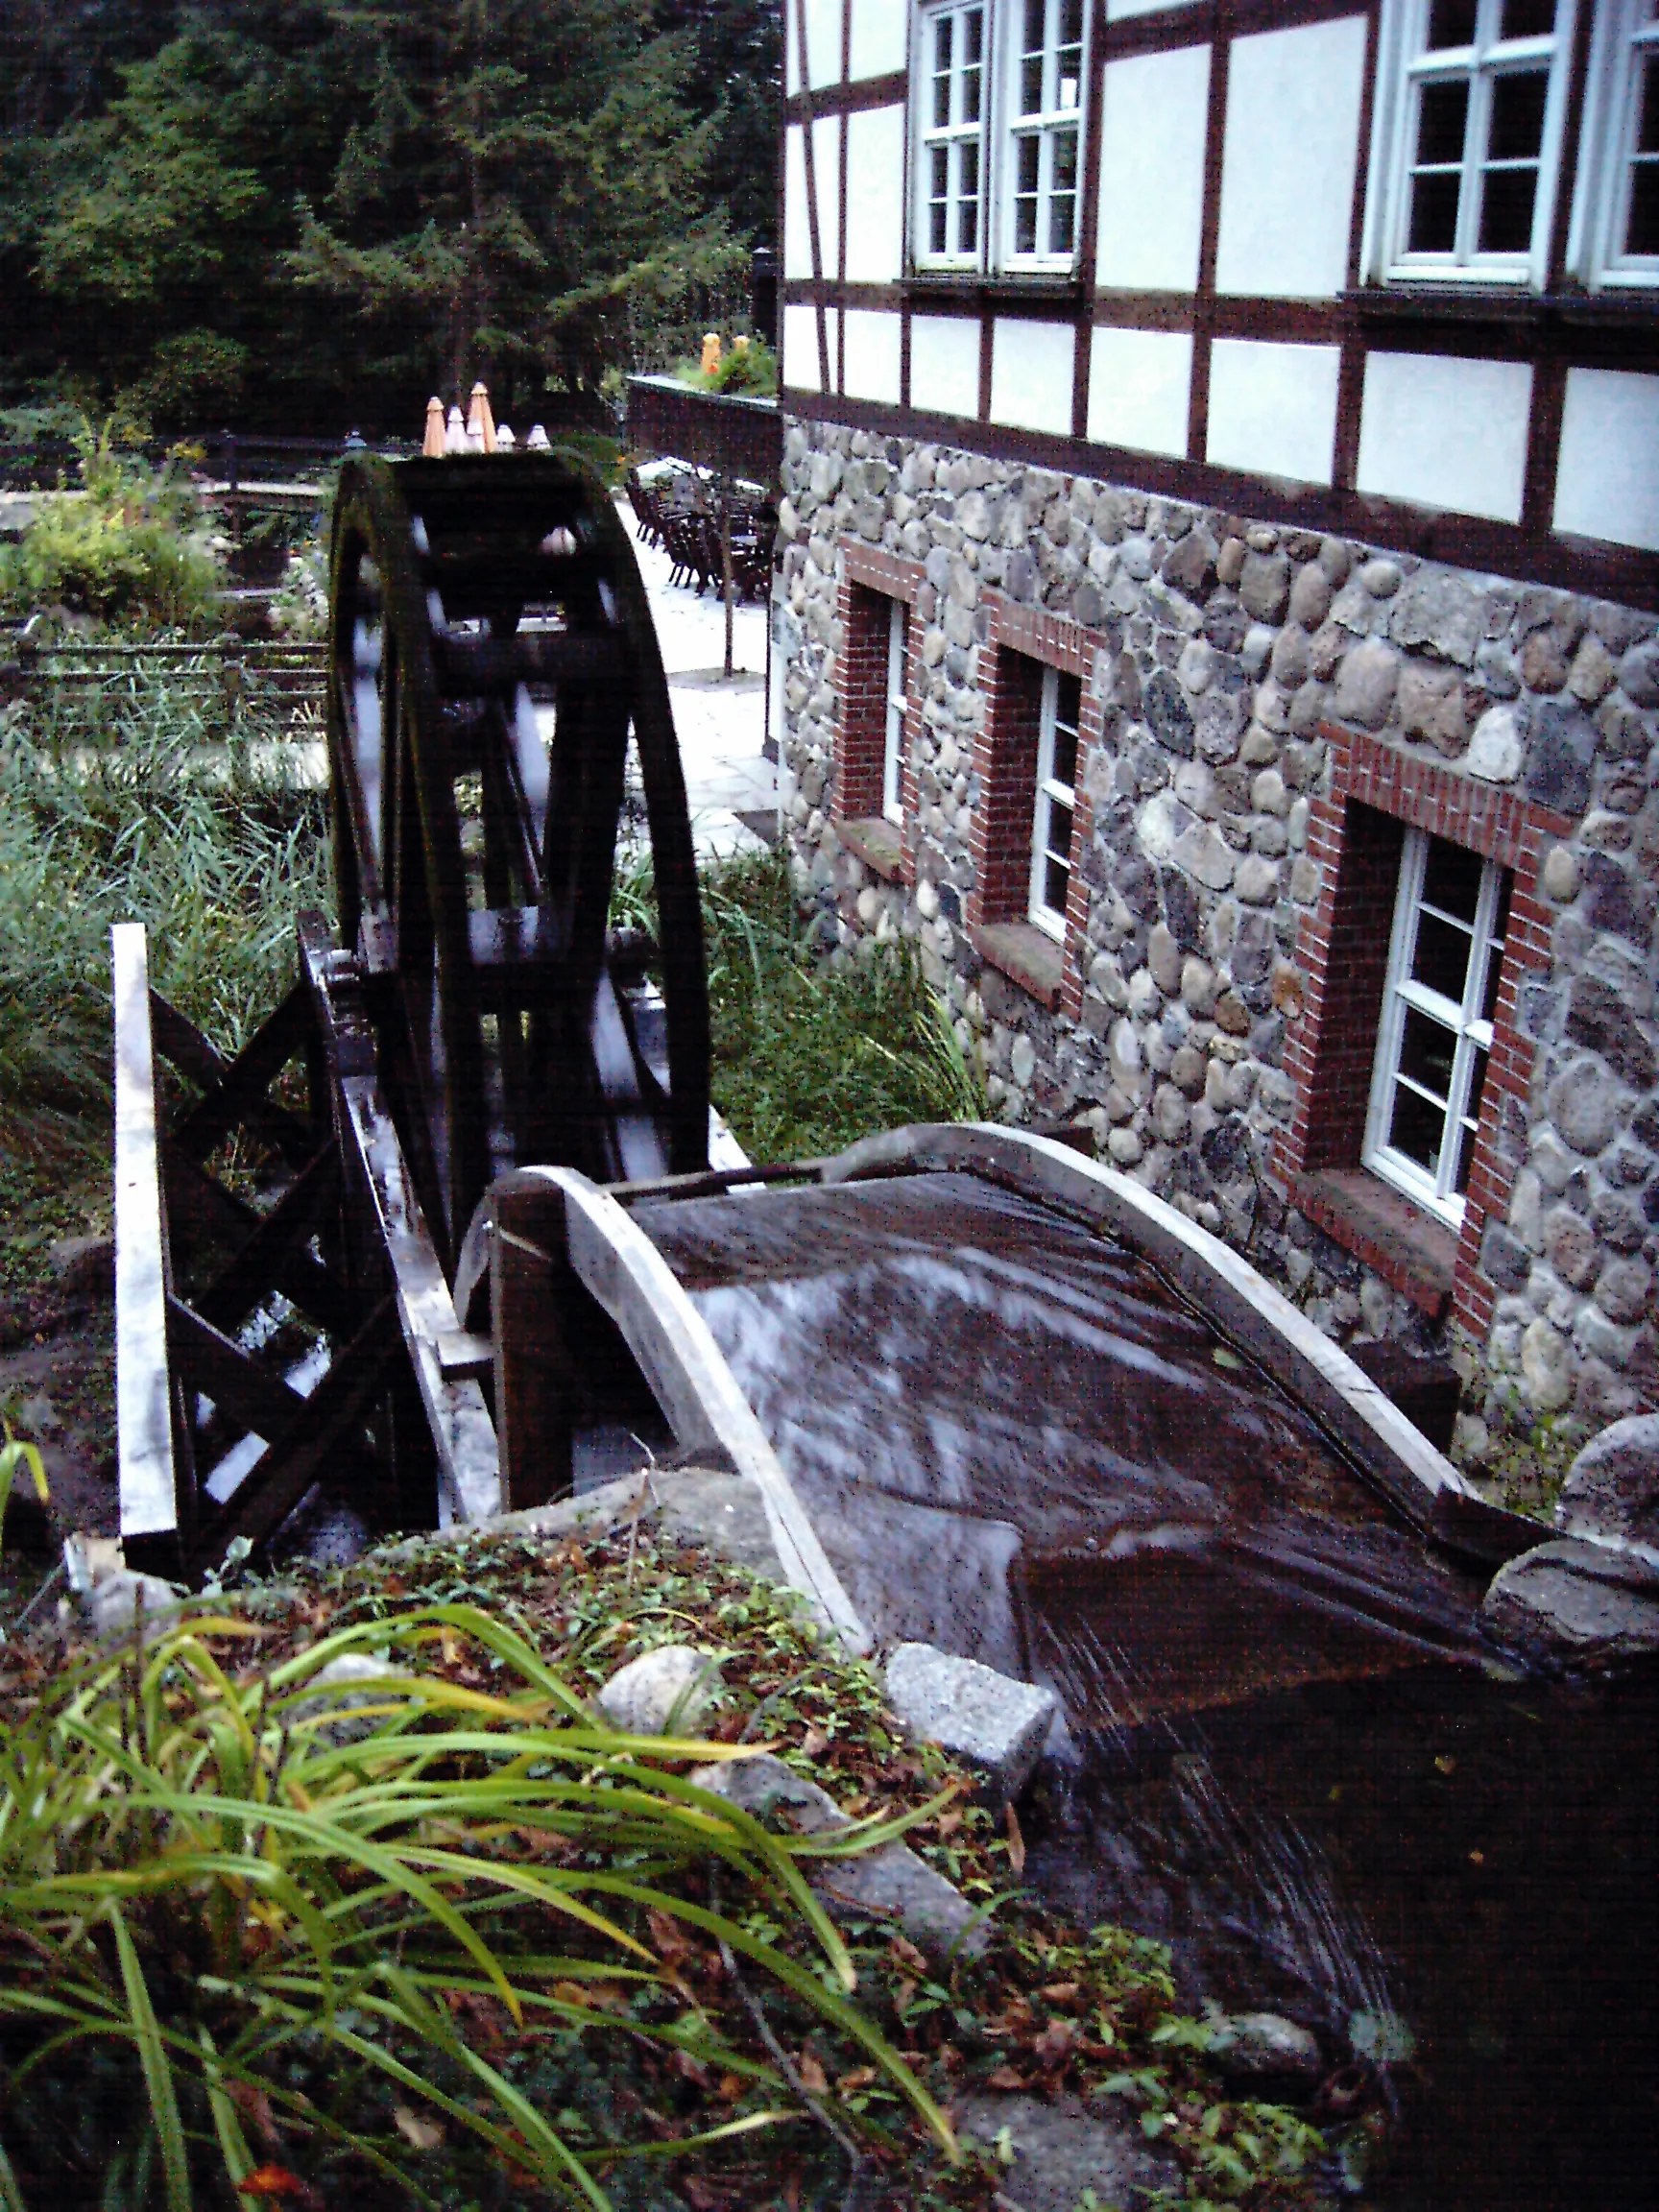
top-left (468, 381), bottom-right (497, 454)
top-left (445, 405), bottom-right (467, 454)
top-left (422, 397), bottom-right (445, 457)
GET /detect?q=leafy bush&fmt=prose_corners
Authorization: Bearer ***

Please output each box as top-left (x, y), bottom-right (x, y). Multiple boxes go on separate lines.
top-left (698, 849), bottom-right (984, 1162)
top-left (0, 673), bottom-right (331, 1171)
top-left (0, 417), bottom-right (222, 630)
top-left (669, 340), bottom-right (778, 399)
top-left (0, 1599), bottom-right (947, 2207)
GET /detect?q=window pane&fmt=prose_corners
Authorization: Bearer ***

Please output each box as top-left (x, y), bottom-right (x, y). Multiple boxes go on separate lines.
top-left (963, 57), bottom-right (981, 124)
top-left (1399, 1006), bottom-right (1457, 1103)
top-left (934, 17), bottom-right (952, 127)
top-left (1422, 836), bottom-right (1483, 925)
top-left (1489, 70), bottom-right (1548, 159)
top-left (1500, 0), bottom-right (1554, 35)
top-left (1627, 161), bottom-right (1659, 256)
top-left (1049, 130), bottom-right (1078, 253)
top-left (1455, 1048), bottom-right (1492, 1193)
top-left (1048, 799), bottom-right (1073, 861)
top-left (1409, 172), bottom-right (1462, 252)
top-left (1479, 162), bottom-right (1539, 252)
top-left (965, 6), bottom-right (982, 66)
top-left (1427, 0), bottom-right (1479, 48)
top-left (1052, 728), bottom-right (1078, 792)
top-left (1417, 79), bottom-right (1471, 165)
top-left (1045, 854), bottom-right (1070, 914)
top-left (1015, 135), bottom-right (1040, 252)
top-left (1387, 1079), bottom-right (1448, 1177)
top-left (1481, 874), bottom-right (1512, 1024)
top-left (1640, 56), bottom-right (1659, 153)
top-left (1022, 52), bottom-right (1045, 112)
top-left (1412, 911), bottom-right (1473, 1004)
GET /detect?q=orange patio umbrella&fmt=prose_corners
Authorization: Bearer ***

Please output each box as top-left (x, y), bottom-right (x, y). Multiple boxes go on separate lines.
top-left (468, 381), bottom-right (497, 453)
top-left (422, 397), bottom-right (445, 457)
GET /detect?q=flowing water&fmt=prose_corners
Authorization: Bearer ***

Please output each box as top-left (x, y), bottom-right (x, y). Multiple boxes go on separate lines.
top-left (633, 1170), bottom-right (1658, 2205)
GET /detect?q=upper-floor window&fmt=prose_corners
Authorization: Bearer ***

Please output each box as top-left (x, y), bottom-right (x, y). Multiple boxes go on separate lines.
top-left (1375, 0), bottom-right (1577, 286)
top-left (1582, 0), bottom-right (1659, 286)
top-left (913, 0), bottom-right (1089, 276)
top-left (1363, 828), bottom-right (1510, 1228)
top-left (921, 1), bottom-right (986, 267)
top-left (1006, 0), bottom-right (1086, 266)
top-left (1029, 665), bottom-right (1080, 940)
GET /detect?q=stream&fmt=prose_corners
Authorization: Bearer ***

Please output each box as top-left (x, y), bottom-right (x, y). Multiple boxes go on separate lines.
top-left (634, 1170), bottom-right (1658, 2206)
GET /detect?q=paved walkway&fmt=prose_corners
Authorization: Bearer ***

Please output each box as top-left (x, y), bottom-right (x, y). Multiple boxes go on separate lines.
top-left (625, 519), bottom-right (776, 860)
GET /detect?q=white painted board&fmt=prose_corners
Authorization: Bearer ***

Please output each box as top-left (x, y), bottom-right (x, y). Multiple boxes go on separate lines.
top-left (1207, 337), bottom-right (1341, 487)
top-left (1215, 15), bottom-right (1369, 301)
top-left (842, 308), bottom-right (903, 404)
top-left (910, 314), bottom-right (982, 420)
top-left (1088, 325), bottom-right (1193, 457)
top-left (1553, 368), bottom-right (1659, 551)
top-left (990, 318), bottom-right (1074, 437)
top-left (1357, 351), bottom-right (1533, 524)
top-left (844, 106), bottom-right (906, 283)
top-left (1095, 43), bottom-right (1211, 294)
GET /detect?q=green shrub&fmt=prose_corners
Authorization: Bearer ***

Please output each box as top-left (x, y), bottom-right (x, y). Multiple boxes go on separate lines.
top-left (0, 416), bottom-right (222, 631)
top-left (699, 849), bottom-right (984, 1162)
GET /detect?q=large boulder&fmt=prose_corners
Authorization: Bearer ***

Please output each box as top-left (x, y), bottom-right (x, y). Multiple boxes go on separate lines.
top-left (1482, 1539), bottom-right (1659, 1664)
top-left (704, 1754), bottom-right (987, 1960)
top-left (884, 1643), bottom-right (1057, 1804)
top-left (955, 2093), bottom-right (1175, 2212)
top-left (596, 1645), bottom-right (722, 1735)
top-left (1555, 1413), bottom-right (1659, 1554)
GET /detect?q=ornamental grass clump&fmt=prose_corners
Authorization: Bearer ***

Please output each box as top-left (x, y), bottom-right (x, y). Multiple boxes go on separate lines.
top-left (0, 1600), bottom-right (950, 2208)
top-left (0, 671), bottom-right (331, 1174)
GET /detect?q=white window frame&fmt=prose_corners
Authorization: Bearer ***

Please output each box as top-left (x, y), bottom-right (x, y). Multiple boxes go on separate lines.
top-left (1369, 0), bottom-right (1579, 290)
top-left (910, 0), bottom-right (1091, 277)
top-left (882, 596), bottom-right (908, 825)
top-left (1574, 0), bottom-right (1659, 290)
top-left (914, 0), bottom-right (990, 271)
top-left (1363, 826), bottom-right (1509, 1229)
top-left (1000, 0), bottom-right (1089, 273)
top-left (1027, 663), bottom-right (1080, 942)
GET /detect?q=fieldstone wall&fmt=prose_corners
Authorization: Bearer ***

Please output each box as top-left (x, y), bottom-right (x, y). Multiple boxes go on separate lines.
top-left (773, 416), bottom-right (1659, 1449)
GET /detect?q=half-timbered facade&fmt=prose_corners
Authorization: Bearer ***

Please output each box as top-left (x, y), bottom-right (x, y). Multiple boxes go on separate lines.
top-left (775, 0), bottom-right (1659, 1446)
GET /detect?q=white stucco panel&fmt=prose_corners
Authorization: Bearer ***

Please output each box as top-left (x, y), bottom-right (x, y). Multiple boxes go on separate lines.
top-left (784, 117), bottom-right (843, 281)
top-left (1108, 0), bottom-right (1201, 16)
top-left (1356, 351), bottom-right (1533, 524)
top-left (1095, 43), bottom-right (1211, 294)
top-left (1088, 325), bottom-right (1193, 457)
top-left (788, 0), bottom-right (844, 95)
top-left (842, 309), bottom-right (902, 405)
top-left (849, 0), bottom-right (905, 79)
top-left (991, 320), bottom-right (1075, 437)
top-left (1215, 14), bottom-right (1368, 301)
top-left (910, 315), bottom-right (982, 421)
top-left (1207, 339), bottom-right (1342, 487)
top-left (1553, 369), bottom-right (1659, 552)
top-left (844, 107), bottom-right (905, 283)
top-left (783, 304), bottom-right (837, 395)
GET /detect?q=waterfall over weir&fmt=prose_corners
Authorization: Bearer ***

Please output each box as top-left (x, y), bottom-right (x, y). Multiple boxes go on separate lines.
top-left (634, 1169), bottom-right (1481, 1724)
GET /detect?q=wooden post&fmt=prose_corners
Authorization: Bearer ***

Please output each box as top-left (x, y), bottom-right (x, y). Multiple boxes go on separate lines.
top-left (113, 924), bottom-right (192, 1570)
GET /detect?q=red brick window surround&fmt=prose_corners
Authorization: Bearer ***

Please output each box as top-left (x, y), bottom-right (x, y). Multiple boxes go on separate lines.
top-left (964, 599), bottom-right (1102, 1015)
top-left (835, 544), bottom-right (923, 881)
top-left (1277, 727), bottom-right (1572, 1341)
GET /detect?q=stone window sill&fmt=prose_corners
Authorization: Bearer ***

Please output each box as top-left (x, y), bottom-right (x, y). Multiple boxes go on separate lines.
top-left (1291, 1167), bottom-right (1455, 1320)
top-left (838, 815), bottom-right (905, 883)
top-left (969, 920), bottom-right (1063, 1013)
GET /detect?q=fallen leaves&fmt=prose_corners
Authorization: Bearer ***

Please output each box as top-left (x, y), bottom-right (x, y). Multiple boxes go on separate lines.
top-left (1004, 1802), bottom-right (1025, 1876)
top-left (392, 2105), bottom-right (445, 2152)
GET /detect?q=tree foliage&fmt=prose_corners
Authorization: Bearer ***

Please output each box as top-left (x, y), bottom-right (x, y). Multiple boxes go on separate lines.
top-left (0, 0), bottom-right (775, 434)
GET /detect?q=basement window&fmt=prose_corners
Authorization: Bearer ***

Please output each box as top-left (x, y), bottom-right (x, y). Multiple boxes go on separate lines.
top-left (1028, 664), bottom-right (1080, 940)
top-left (883, 596), bottom-right (908, 825)
top-left (1362, 827), bottom-right (1511, 1227)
